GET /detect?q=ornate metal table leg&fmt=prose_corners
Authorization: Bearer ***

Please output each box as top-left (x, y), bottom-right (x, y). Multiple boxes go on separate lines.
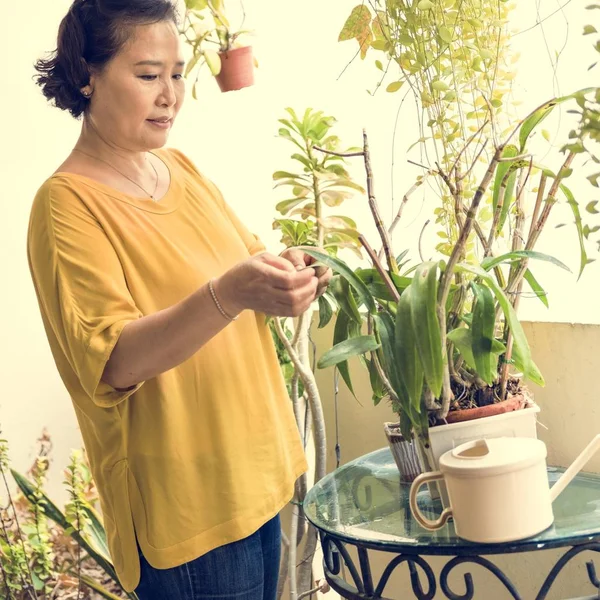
top-left (320, 534), bottom-right (436, 599)
top-left (439, 556), bottom-right (523, 600)
top-left (535, 543), bottom-right (600, 600)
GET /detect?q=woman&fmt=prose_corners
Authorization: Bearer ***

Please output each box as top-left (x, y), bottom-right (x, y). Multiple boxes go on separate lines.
top-left (28, 1), bottom-right (331, 598)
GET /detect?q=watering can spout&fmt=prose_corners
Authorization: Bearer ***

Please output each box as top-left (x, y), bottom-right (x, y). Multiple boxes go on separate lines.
top-left (550, 434), bottom-right (600, 503)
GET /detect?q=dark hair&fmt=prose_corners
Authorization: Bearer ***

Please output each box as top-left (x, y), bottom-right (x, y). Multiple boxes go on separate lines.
top-left (34, 0), bottom-right (178, 118)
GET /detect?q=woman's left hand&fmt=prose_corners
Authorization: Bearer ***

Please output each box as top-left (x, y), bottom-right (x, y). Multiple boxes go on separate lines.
top-left (279, 247), bottom-right (333, 298)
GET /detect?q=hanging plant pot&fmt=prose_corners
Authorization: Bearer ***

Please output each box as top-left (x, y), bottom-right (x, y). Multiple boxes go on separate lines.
top-left (383, 423), bottom-right (422, 483)
top-left (215, 46), bottom-right (255, 93)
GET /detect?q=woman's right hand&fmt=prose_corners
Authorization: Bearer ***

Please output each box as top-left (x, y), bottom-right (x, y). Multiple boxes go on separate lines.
top-left (213, 253), bottom-right (320, 318)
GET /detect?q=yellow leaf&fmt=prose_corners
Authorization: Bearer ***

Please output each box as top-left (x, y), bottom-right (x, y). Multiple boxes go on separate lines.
top-left (438, 26), bottom-right (453, 43)
top-left (338, 5), bottom-right (372, 42)
top-left (431, 80), bottom-right (450, 92)
top-left (204, 49), bottom-right (221, 75)
top-left (542, 129), bottom-right (551, 142)
top-left (386, 81), bottom-right (404, 93)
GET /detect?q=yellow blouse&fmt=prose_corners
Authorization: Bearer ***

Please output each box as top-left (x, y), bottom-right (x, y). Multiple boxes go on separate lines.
top-left (27, 148), bottom-right (307, 592)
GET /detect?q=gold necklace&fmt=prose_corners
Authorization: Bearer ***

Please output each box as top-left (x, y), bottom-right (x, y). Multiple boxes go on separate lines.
top-left (73, 148), bottom-right (160, 201)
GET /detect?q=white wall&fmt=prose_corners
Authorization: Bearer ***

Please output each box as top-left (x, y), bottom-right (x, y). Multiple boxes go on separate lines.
top-left (1, 0), bottom-right (598, 504)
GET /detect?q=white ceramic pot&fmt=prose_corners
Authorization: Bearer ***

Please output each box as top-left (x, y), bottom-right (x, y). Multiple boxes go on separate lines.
top-left (429, 401), bottom-right (540, 467)
top-left (426, 401), bottom-right (540, 504)
top-left (410, 435), bottom-right (600, 544)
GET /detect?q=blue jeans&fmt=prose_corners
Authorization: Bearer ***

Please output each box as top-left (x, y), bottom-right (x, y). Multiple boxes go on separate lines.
top-left (134, 515), bottom-right (281, 600)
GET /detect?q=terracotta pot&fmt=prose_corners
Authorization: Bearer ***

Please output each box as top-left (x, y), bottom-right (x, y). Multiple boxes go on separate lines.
top-left (215, 46), bottom-right (255, 92)
top-left (443, 394), bottom-right (525, 425)
top-left (384, 423), bottom-right (423, 482)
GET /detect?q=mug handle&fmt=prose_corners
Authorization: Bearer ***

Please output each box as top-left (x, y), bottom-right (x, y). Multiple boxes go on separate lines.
top-left (409, 471), bottom-right (453, 530)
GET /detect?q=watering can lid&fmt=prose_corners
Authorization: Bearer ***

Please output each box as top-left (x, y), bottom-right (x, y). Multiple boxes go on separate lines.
top-left (439, 437), bottom-right (547, 477)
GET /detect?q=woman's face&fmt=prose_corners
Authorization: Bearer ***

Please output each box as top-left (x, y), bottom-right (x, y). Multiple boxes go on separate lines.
top-left (87, 20), bottom-right (185, 152)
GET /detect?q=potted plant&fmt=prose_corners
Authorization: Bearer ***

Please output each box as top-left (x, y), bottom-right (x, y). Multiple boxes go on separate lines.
top-left (0, 431), bottom-right (139, 599)
top-left (304, 0), bottom-right (599, 486)
top-left (179, 0), bottom-right (255, 94)
top-left (269, 108), bottom-right (365, 598)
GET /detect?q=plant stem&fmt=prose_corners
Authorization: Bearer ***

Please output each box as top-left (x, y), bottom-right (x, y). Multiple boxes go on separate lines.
top-left (436, 145), bottom-right (504, 419)
top-left (500, 164), bottom-right (530, 398)
top-left (273, 317), bottom-right (326, 597)
top-left (528, 173), bottom-right (548, 242)
top-left (313, 147), bottom-right (364, 158)
top-left (387, 174), bottom-right (430, 238)
top-left (359, 234), bottom-right (400, 302)
top-left (361, 130), bottom-right (399, 274)
top-left (288, 504), bottom-right (298, 600)
top-left (505, 152), bottom-right (575, 297)
top-left (277, 532), bottom-right (290, 600)
top-left (0, 466), bottom-right (38, 600)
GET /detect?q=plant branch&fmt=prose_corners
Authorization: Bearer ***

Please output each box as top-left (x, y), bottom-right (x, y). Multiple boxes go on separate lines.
top-left (313, 146), bottom-right (364, 158)
top-left (449, 119), bottom-right (490, 177)
top-left (528, 173), bottom-right (548, 241)
top-left (506, 151), bottom-right (575, 296)
top-left (437, 145), bottom-right (505, 419)
top-left (388, 174), bottom-right (431, 237)
top-left (500, 163), bottom-right (531, 398)
top-left (359, 234), bottom-right (400, 302)
top-left (361, 130), bottom-right (398, 273)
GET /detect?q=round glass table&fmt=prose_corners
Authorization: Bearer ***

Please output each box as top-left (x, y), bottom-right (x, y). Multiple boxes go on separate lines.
top-left (304, 447), bottom-right (600, 600)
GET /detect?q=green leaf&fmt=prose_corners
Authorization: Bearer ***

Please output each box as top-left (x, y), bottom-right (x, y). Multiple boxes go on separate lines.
top-left (584, 24), bottom-right (598, 35)
top-left (586, 200), bottom-right (599, 214)
top-left (317, 295), bottom-right (333, 329)
top-left (560, 184), bottom-right (589, 279)
top-left (275, 198), bottom-right (306, 215)
top-left (519, 88), bottom-right (595, 152)
top-left (332, 312), bottom-right (355, 397)
top-left (492, 144), bottom-right (518, 227)
top-left (273, 171), bottom-right (304, 181)
top-left (373, 312), bottom-right (403, 396)
top-left (448, 328), bottom-right (505, 372)
top-left (410, 263), bottom-right (443, 398)
top-left (455, 264), bottom-right (537, 384)
top-left (318, 335), bottom-right (380, 369)
top-left (184, 52), bottom-right (202, 77)
top-left (417, 0), bottom-right (434, 8)
top-left (81, 503), bottom-right (111, 561)
top-left (329, 276), bottom-right (362, 324)
top-left (79, 574), bottom-right (126, 600)
top-left (339, 5), bottom-right (372, 41)
top-left (481, 250), bottom-right (571, 272)
top-left (523, 269), bottom-right (549, 308)
top-left (302, 248), bottom-right (376, 313)
top-left (395, 286), bottom-right (423, 411)
top-left (368, 356), bottom-right (386, 405)
top-left (470, 283), bottom-right (497, 384)
top-left (11, 470), bottom-right (120, 585)
top-left (511, 342), bottom-right (545, 387)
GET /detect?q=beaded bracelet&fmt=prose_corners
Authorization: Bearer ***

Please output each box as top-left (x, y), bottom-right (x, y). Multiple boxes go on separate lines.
top-left (208, 279), bottom-right (239, 321)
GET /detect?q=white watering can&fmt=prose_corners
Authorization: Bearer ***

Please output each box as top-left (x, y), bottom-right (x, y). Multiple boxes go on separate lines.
top-left (409, 434), bottom-right (600, 544)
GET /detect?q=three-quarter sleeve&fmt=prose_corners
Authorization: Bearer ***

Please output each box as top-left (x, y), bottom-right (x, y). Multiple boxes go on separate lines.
top-left (28, 181), bottom-right (144, 408)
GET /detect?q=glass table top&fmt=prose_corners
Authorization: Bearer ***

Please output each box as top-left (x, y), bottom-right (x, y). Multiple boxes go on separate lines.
top-left (304, 447), bottom-right (600, 556)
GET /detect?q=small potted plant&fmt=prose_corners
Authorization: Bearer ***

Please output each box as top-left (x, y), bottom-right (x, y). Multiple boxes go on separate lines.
top-left (179, 0), bottom-right (255, 94)
top-left (304, 1), bottom-right (599, 486)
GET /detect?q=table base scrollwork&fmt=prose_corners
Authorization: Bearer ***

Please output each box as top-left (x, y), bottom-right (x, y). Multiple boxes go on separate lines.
top-left (321, 534), bottom-right (600, 600)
